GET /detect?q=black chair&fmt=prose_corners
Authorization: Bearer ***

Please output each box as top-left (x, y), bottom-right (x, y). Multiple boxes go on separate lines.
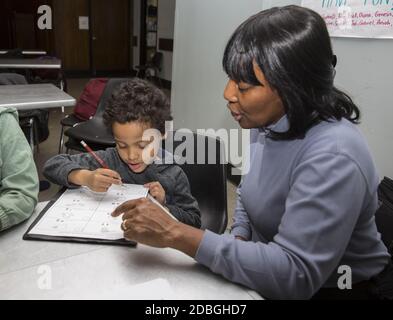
top-left (135, 52), bottom-right (163, 87)
top-left (163, 131), bottom-right (228, 234)
top-left (376, 177), bottom-right (393, 255)
top-left (58, 78), bottom-right (108, 153)
top-left (58, 113), bottom-right (85, 153)
top-left (0, 48), bottom-right (24, 58)
top-left (64, 78), bottom-right (131, 153)
top-left (30, 55), bottom-right (67, 91)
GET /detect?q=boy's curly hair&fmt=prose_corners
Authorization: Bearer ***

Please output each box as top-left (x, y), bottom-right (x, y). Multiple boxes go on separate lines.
top-left (103, 78), bottom-right (172, 134)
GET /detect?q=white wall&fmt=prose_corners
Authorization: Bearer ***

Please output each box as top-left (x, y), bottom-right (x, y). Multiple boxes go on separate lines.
top-left (157, 0), bottom-right (175, 81)
top-left (171, 0), bottom-right (264, 131)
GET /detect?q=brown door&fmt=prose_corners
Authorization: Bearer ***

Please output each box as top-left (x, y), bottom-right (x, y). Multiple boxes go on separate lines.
top-left (53, 0), bottom-right (90, 71)
top-left (91, 0), bottom-right (130, 73)
top-left (12, 12), bottom-right (37, 49)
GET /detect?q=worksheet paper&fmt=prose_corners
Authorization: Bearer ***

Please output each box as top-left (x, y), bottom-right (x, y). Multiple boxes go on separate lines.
top-left (28, 184), bottom-right (148, 240)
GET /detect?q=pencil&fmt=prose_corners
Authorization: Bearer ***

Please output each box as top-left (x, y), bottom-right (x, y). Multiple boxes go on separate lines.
top-left (80, 140), bottom-right (124, 187)
top-left (80, 140), bottom-right (109, 169)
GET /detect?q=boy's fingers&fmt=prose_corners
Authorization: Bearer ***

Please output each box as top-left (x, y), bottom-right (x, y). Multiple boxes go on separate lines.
top-left (98, 175), bottom-right (120, 186)
top-left (99, 169), bottom-right (122, 180)
top-left (111, 178), bottom-right (122, 185)
top-left (99, 182), bottom-right (111, 188)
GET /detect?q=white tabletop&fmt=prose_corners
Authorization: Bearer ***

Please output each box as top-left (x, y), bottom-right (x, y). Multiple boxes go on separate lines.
top-left (0, 50), bottom-right (47, 55)
top-left (0, 58), bottom-right (61, 69)
top-left (0, 202), bottom-right (262, 300)
top-left (0, 84), bottom-right (76, 110)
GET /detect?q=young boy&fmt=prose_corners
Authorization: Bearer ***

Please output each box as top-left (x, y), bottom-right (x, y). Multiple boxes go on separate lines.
top-left (43, 78), bottom-right (201, 228)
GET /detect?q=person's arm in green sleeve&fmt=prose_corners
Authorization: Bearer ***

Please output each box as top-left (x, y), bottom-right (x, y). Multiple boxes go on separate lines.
top-left (0, 111), bottom-right (39, 231)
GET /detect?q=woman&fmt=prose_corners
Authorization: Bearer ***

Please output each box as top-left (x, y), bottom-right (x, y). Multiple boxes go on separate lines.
top-left (0, 107), bottom-right (39, 231)
top-left (112, 5), bottom-right (392, 299)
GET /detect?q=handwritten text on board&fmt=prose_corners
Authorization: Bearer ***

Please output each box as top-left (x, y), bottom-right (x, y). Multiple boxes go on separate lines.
top-left (301, 0), bottom-right (393, 38)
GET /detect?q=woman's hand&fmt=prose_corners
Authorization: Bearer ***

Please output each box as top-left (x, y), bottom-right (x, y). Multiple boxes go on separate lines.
top-left (112, 198), bottom-right (177, 248)
top-left (112, 198), bottom-right (204, 257)
top-left (144, 181), bottom-right (166, 205)
top-left (68, 168), bottom-right (122, 192)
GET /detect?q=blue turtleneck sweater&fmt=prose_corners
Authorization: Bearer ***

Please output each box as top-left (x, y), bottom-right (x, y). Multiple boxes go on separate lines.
top-left (195, 116), bottom-right (390, 299)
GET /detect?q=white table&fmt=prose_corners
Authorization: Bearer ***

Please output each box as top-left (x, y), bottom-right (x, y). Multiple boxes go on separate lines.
top-left (0, 50), bottom-right (47, 55)
top-left (0, 203), bottom-right (262, 300)
top-left (0, 84), bottom-right (75, 110)
top-left (0, 58), bottom-right (61, 69)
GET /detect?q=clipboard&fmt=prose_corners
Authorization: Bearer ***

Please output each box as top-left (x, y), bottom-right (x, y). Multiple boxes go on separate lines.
top-left (23, 188), bottom-right (137, 247)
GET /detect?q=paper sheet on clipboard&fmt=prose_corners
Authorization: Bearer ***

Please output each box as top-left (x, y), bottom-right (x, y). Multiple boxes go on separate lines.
top-left (28, 184), bottom-right (148, 240)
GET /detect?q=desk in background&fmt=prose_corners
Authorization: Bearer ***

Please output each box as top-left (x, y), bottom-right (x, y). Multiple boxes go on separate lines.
top-left (0, 58), bottom-right (61, 69)
top-left (0, 83), bottom-right (75, 153)
top-left (0, 83), bottom-right (75, 110)
top-left (0, 202), bottom-right (262, 300)
top-left (0, 50), bottom-right (47, 56)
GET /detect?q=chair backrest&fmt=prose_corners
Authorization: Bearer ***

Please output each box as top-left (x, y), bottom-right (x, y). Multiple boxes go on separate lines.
top-left (73, 78), bottom-right (108, 121)
top-left (376, 177), bottom-right (393, 255)
top-left (32, 55), bottom-right (62, 79)
top-left (64, 78), bottom-right (132, 151)
top-left (0, 73), bottom-right (28, 85)
top-left (151, 52), bottom-right (163, 71)
top-left (163, 131), bottom-right (228, 234)
top-left (0, 48), bottom-right (23, 59)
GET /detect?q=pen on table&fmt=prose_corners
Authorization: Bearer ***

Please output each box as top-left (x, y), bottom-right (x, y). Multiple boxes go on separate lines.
top-left (80, 140), bottom-right (124, 186)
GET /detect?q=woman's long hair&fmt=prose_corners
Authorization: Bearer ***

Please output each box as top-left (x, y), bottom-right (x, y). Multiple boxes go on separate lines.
top-left (223, 5), bottom-right (360, 140)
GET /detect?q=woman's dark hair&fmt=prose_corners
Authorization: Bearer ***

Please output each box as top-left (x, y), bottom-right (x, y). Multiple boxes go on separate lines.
top-left (103, 78), bottom-right (172, 134)
top-left (223, 5), bottom-right (360, 139)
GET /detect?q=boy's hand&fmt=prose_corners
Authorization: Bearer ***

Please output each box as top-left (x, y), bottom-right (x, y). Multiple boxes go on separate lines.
top-left (144, 181), bottom-right (166, 205)
top-left (68, 168), bottom-right (122, 192)
top-left (86, 169), bottom-right (122, 192)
